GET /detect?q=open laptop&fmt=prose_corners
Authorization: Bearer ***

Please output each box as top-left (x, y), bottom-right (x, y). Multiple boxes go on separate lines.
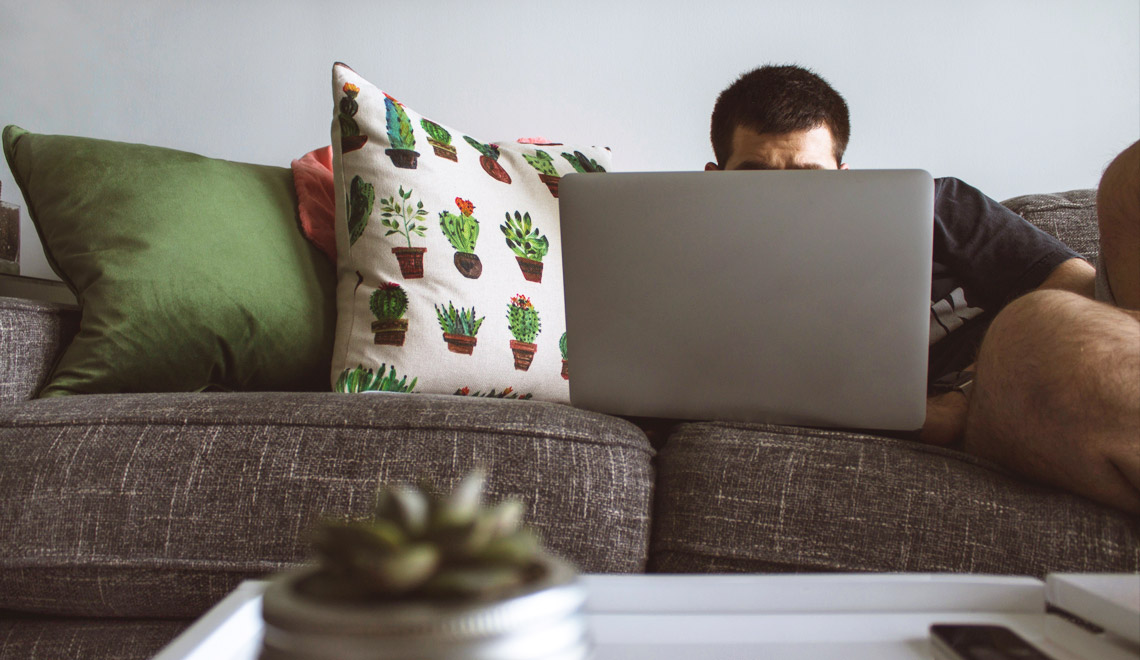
top-left (558, 170), bottom-right (934, 431)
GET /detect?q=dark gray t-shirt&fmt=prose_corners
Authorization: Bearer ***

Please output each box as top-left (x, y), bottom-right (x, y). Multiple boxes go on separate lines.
top-left (927, 177), bottom-right (1080, 385)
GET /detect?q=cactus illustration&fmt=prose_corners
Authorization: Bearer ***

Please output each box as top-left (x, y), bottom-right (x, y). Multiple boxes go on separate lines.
top-left (421, 118), bottom-right (457, 162)
top-left (370, 282), bottom-right (410, 346)
top-left (439, 197), bottom-right (482, 279)
top-left (561, 150), bottom-right (606, 173)
top-left (347, 175), bottom-right (375, 246)
top-left (307, 470), bottom-right (544, 600)
top-left (507, 295), bottom-right (540, 371)
top-left (439, 198), bottom-right (480, 253)
top-left (436, 301), bottom-right (484, 355)
top-left (523, 150), bottom-right (559, 177)
top-left (335, 364), bottom-right (418, 393)
top-left (507, 295), bottom-right (541, 343)
top-left (383, 93), bottom-right (418, 169)
top-left (559, 332), bottom-right (569, 380)
top-left (454, 386), bottom-right (533, 400)
top-left (436, 301), bottom-right (484, 336)
top-left (501, 211), bottom-right (549, 282)
top-left (463, 136), bottom-right (512, 184)
top-left (339, 82), bottom-right (368, 153)
top-left (523, 150), bottom-right (561, 198)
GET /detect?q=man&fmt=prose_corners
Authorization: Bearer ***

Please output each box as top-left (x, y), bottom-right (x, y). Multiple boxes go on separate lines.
top-left (706, 65), bottom-right (1139, 513)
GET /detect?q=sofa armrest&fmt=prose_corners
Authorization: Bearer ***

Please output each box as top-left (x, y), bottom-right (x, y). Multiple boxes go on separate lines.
top-left (1002, 189), bottom-right (1099, 262)
top-left (0, 296), bottom-right (79, 403)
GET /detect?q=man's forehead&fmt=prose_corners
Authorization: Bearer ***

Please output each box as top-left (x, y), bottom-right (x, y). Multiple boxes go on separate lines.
top-left (725, 125), bottom-right (838, 169)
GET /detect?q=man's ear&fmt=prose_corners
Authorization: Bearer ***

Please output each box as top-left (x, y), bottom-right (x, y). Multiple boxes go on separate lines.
top-left (839, 162), bottom-right (849, 170)
top-left (705, 162), bottom-right (721, 171)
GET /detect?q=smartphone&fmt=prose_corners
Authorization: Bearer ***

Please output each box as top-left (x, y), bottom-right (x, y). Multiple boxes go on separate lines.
top-left (930, 624), bottom-right (1058, 660)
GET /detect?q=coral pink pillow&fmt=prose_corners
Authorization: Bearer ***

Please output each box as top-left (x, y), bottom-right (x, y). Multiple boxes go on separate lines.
top-left (291, 147), bottom-right (337, 262)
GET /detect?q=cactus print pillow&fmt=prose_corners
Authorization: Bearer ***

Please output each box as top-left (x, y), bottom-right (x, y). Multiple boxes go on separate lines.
top-left (329, 63), bottom-right (610, 403)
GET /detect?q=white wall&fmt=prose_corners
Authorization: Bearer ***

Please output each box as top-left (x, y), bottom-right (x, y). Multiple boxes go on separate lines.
top-left (2, 0), bottom-right (1137, 280)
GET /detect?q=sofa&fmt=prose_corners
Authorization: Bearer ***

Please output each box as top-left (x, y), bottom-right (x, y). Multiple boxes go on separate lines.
top-left (0, 183), bottom-right (1137, 659)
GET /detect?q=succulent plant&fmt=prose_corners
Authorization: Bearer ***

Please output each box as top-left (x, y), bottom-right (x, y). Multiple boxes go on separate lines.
top-left (420, 119), bottom-right (451, 145)
top-left (339, 83), bottom-right (362, 139)
top-left (384, 94), bottom-right (416, 151)
top-left (439, 198), bottom-right (480, 253)
top-left (335, 364), bottom-right (418, 394)
top-left (436, 301), bottom-right (484, 336)
top-left (305, 470), bottom-right (543, 602)
top-left (347, 175), bottom-right (375, 245)
top-left (370, 283), bottom-right (408, 321)
top-left (379, 186), bottom-right (429, 248)
top-left (523, 150), bottom-right (559, 177)
top-left (463, 136), bottom-right (501, 161)
top-left (506, 294), bottom-right (541, 343)
top-left (559, 332), bottom-right (568, 360)
top-left (561, 151), bottom-right (606, 174)
top-left (500, 211), bottom-right (549, 262)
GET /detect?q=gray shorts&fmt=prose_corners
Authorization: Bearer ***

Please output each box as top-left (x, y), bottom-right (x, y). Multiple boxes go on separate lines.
top-left (1095, 252), bottom-right (1117, 306)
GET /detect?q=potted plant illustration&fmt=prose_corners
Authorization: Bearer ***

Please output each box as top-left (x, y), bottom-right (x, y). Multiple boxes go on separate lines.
top-left (522, 150), bottom-right (561, 197)
top-left (439, 197), bottom-right (482, 279)
top-left (561, 150), bottom-right (607, 173)
top-left (346, 175), bottom-right (375, 246)
top-left (420, 118), bottom-right (457, 162)
top-left (370, 282), bottom-right (410, 346)
top-left (339, 82), bottom-right (368, 153)
top-left (435, 301), bottom-right (484, 355)
top-left (454, 386), bottom-right (533, 400)
top-left (334, 363), bottom-right (418, 393)
top-left (379, 186), bottom-right (429, 278)
top-left (559, 332), bottom-right (569, 380)
top-left (501, 211), bottom-right (549, 283)
top-left (506, 294), bottom-right (541, 371)
top-left (463, 136), bottom-right (512, 184)
top-left (259, 471), bottom-right (588, 660)
top-left (383, 93), bottom-right (419, 169)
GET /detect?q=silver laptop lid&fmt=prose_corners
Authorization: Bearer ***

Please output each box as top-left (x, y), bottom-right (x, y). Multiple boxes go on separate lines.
top-left (559, 170), bottom-right (933, 431)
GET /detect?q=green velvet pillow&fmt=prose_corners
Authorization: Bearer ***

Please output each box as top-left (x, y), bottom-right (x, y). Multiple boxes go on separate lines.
top-left (2, 126), bottom-right (336, 396)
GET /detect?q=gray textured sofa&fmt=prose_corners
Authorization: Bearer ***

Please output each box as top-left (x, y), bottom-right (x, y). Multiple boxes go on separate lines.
top-left (1, 189), bottom-right (1137, 659)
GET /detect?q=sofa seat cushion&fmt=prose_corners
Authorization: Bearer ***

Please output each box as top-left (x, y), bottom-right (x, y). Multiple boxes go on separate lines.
top-left (0, 615), bottom-right (187, 660)
top-left (0, 392), bottom-right (653, 618)
top-left (651, 422), bottom-right (1139, 576)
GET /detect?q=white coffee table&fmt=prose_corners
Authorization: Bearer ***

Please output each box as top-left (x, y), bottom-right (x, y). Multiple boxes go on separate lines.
top-left (154, 573), bottom-right (1140, 660)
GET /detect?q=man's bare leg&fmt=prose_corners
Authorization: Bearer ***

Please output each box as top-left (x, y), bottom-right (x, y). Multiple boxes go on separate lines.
top-left (963, 290), bottom-right (1140, 513)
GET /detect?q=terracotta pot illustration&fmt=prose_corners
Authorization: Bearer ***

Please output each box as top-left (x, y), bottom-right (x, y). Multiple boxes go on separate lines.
top-left (371, 319), bottom-right (409, 346)
top-left (443, 333), bottom-right (477, 355)
top-left (510, 340), bottom-right (537, 371)
top-left (479, 156), bottom-right (512, 184)
top-left (561, 359), bottom-right (569, 380)
top-left (385, 148), bottom-right (420, 170)
top-left (538, 174), bottom-right (560, 198)
top-left (515, 256), bottom-right (544, 283)
top-left (453, 252), bottom-right (482, 279)
top-left (428, 139), bottom-right (458, 162)
top-left (341, 135), bottom-right (368, 153)
top-left (392, 247), bottom-right (427, 279)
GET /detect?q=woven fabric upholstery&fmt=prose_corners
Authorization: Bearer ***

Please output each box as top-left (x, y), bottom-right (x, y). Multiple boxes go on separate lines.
top-left (1002, 189), bottom-right (1099, 261)
top-left (0, 297), bottom-right (78, 404)
top-left (0, 616), bottom-right (186, 660)
top-left (650, 422), bottom-right (1140, 576)
top-left (0, 392), bottom-right (653, 618)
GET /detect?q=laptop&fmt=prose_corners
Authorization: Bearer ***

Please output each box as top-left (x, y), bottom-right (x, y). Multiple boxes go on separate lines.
top-left (558, 170), bottom-right (934, 431)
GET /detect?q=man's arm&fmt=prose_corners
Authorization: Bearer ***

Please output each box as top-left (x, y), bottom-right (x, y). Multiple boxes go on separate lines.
top-left (918, 257), bottom-right (1095, 446)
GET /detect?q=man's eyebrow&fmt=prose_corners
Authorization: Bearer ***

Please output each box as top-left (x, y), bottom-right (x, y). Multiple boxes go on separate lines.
top-left (732, 160), bottom-right (777, 170)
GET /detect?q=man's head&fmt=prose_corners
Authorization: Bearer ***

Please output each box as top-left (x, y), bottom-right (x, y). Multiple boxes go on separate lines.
top-left (706, 64), bottom-right (850, 171)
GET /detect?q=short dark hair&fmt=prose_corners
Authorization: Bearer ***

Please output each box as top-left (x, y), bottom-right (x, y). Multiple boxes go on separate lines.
top-left (710, 64), bottom-right (850, 167)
